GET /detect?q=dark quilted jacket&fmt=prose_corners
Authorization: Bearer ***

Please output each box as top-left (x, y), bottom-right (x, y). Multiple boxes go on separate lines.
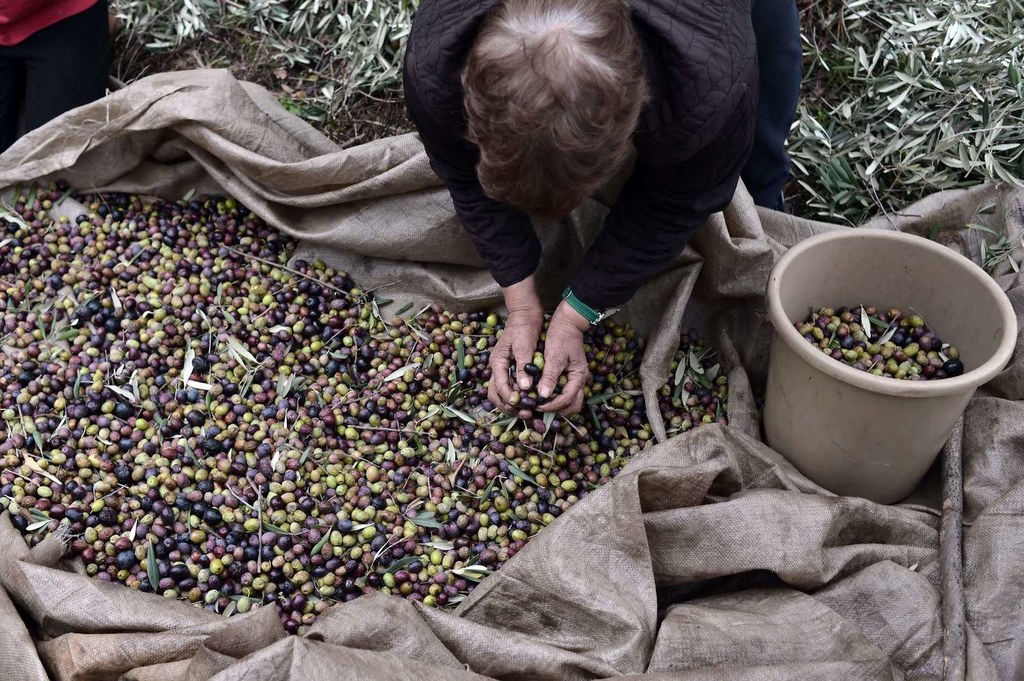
top-left (404, 0), bottom-right (758, 309)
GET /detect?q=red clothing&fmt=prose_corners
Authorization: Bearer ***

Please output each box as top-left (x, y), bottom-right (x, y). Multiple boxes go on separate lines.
top-left (0, 0), bottom-right (98, 46)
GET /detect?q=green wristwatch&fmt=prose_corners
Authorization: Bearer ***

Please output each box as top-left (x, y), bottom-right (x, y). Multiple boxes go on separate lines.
top-left (562, 287), bottom-right (619, 325)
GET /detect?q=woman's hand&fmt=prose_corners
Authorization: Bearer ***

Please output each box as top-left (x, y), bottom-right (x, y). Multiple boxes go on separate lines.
top-left (488, 277), bottom-right (544, 412)
top-left (536, 301), bottom-right (590, 415)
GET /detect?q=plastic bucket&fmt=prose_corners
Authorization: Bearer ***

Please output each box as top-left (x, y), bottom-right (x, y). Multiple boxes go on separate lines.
top-left (763, 229), bottom-right (1017, 503)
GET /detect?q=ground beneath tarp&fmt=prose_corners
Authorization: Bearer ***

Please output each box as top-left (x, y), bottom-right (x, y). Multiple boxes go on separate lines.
top-left (0, 70), bottom-right (1022, 681)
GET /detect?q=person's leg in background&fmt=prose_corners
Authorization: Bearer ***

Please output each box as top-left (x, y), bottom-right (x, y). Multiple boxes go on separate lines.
top-left (0, 57), bottom-right (26, 153)
top-left (741, 0), bottom-right (802, 212)
top-left (21, 0), bottom-right (110, 135)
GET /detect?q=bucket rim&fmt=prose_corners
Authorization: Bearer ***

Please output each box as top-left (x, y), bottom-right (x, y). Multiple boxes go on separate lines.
top-left (766, 228), bottom-right (1018, 398)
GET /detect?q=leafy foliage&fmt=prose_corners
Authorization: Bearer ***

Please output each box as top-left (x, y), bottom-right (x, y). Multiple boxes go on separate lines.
top-left (113, 0), bottom-right (418, 99)
top-left (791, 0), bottom-right (1024, 224)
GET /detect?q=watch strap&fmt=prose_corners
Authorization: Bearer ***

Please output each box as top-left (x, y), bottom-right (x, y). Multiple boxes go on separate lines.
top-left (562, 287), bottom-right (616, 325)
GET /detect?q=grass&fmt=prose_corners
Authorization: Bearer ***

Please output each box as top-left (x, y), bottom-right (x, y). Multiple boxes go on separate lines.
top-left (110, 0), bottom-right (1024, 228)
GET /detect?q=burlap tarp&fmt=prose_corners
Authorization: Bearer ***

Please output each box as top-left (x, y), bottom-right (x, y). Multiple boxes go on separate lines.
top-left (1, 70), bottom-right (1021, 681)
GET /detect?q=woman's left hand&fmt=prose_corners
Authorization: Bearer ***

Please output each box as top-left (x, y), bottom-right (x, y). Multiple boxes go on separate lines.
top-left (536, 301), bottom-right (591, 414)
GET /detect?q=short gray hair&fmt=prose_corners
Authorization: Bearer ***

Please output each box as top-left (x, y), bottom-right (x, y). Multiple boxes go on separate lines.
top-left (463, 0), bottom-right (647, 219)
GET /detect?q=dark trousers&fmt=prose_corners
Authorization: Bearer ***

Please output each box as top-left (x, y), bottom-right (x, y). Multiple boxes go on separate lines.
top-left (741, 0), bottom-right (802, 211)
top-left (0, 0), bottom-right (110, 154)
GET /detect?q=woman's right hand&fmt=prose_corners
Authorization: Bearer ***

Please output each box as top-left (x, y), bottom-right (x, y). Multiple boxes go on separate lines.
top-left (487, 276), bottom-right (544, 412)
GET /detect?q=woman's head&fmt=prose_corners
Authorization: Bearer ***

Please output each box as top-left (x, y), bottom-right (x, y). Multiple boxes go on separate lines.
top-left (462, 0), bottom-right (647, 219)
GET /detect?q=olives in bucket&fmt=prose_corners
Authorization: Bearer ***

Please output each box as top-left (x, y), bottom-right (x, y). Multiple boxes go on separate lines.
top-left (796, 306), bottom-right (964, 380)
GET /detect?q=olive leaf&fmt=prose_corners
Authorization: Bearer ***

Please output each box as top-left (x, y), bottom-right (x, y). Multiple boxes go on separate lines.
top-left (586, 392), bottom-right (617, 405)
top-left (146, 541), bottom-right (159, 591)
top-left (407, 322), bottom-right (432, 345)
top-left (860, 306), bottom-right (872, 340)
top-left (446, 440), bottom-right (457, 465)
top-left (452, 565), bottom-right (492, 582)
top-left (692, 372), bottom-right (713, 390)
top-left (226, 336), bottom-right (257, 367)
top-left (442, 406), bottom-right (476, 425)
top-left (878, 321), bottom-right (899, 345)
top-left (26, 518), bottom-right (51, 532)
top-left (222, 601), bottom-right (236, 618)
top-left (181, 346), bottom-right (196, 386)
top-left (268, 325), bottom-right (289, 334)
top-left (420, 540), bottom-right (454, 551)
top-left (383, 361), bottom-right (421, 382)
top-left (384, 556), bottom-right (423, 574)
top-left (706, 364), bottom-right (720, 382)
top-left (23, 454), bottom-right (61, 486)
top-left (395, 302), bottom-right (414, 316)
top-left (128, 520), bottom-right (138, 541)
top-left (456, 338), bottom-right (466, 370)
top-left (479, 477), bottom-right (496, 501)
top-left (238, 372), bottom-right (255, 398)
top-left (688, 348), bottom-right (705, 374)
top-left (311, 530), bottom-right (334, 555)
top-left (107, 384), bottom-right (138, 404)
top-left (542, 411), bottom-right (556, 438)
top-left (672, 379), bottom-right (685, 403)
top-left (673, 355), bottom-right (688, 386)
top-left (130, 370), bottom-right (141, 402)
top-left (410, 511), bottom-right (443, 529)
top-left (276, 373), bottom-right (291, 398)
top-left (0, 208), bottom-right (29, 230)
top-left (868, 316), bottom-right (889, 329)
top-left (109, 287), bottom-right (123, 311)
top-left (506, 460), bottom-right (538, 486)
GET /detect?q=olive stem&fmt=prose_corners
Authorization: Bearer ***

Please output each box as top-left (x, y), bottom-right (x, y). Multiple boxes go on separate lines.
top-left (221, 246), bottom-right (353, 297)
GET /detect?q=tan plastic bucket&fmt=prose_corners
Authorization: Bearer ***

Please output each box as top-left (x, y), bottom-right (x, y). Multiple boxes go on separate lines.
top-left (763, 229), bottom-right (1017, 503)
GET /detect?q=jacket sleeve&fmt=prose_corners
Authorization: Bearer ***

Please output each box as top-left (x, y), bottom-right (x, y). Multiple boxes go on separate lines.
top-left (404, 77), bottom-right (541, 288)
top-left (569, 114), bottom-right (755, 310)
